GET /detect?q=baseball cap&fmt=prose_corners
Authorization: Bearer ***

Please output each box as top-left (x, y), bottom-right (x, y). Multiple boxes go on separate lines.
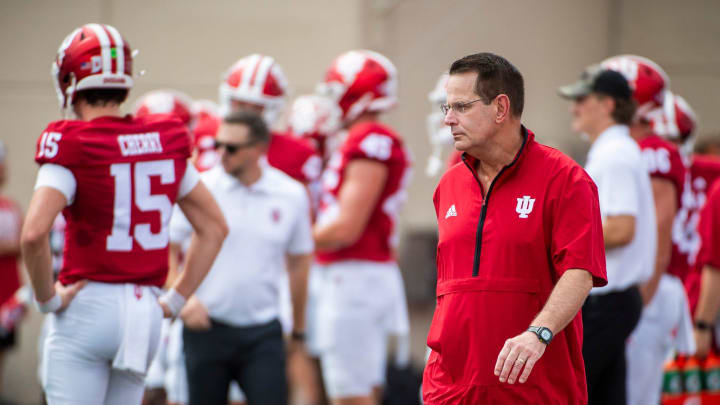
top-left (558, 64), bottom-right (632, 100)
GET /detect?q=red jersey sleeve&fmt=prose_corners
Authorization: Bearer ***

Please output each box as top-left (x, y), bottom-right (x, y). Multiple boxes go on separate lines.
top-left (697, 180), bottom-right (720, 270)
top-left (267, 132), bottom-right (321, 184)
top-left (549, 164), bottom-right (608, 286)
top-left (343, 123), bottom-right (402, 165)
top-left (35, 121), bottom-right (84, 166)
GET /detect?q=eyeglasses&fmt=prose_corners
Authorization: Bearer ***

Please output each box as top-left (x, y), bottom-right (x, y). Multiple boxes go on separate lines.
top-left (440, 98), bottom-right (484, 115)
top-left (213, 139), bottom-right (258, 154)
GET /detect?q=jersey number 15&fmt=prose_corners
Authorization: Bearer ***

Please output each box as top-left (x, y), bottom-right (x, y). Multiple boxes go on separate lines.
top-left (107, 160), bottom-right (175, 252)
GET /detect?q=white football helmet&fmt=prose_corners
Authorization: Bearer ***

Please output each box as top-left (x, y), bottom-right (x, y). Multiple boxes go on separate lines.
top-left (317, 50), bottom-right (397, 123)
top-left (647, 91), bottom-right (698, 160)
top-left (219, 54), bottom-right (288, 126)
top-left (601, 55), bottom-right (670, 119)
top-left (133, 89), bottom-right (194, 126)
top-left (190, 100), bottom-right (221, 172)
top-left (426, 72), bottom-right (453, 176)
top-left (288, 94), bottom-right (342, 160)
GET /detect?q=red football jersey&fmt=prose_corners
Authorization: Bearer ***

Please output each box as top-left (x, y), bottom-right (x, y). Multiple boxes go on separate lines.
top-left (266, 132), bottom-right (322, 185)
top-left (697, 179), bottom-right (720, 271)
top-left (0, 196), bottom-right (22, 306)
top-left (35, 115), bottom-right (191, 287)
top-left (681, 155), bottom-right (720, 309)
top-left (671, 155), bottom-right (720, 282)
top-left (315, 121), bottom-right (411, 264)
top-left (638, 133), bottom-right (686, 208)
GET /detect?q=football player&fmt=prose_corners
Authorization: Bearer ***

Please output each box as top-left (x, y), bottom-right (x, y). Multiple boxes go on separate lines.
top-left (601, 55), bottom-right (684, 304)
top-left (313, 50), bottom-right (412, 405)
top-left (219, 54), bottom-right (322, 186)
top-left (602, 56), bottom-right (699, 404)
top-left (21, 23), bottom-right (227, 405)
top-left (189, 100), bottom-right (222, 173)
top-left (133, 89), bottom-right (195, 127)
top-left (286, 94), bottom-right (344, 404)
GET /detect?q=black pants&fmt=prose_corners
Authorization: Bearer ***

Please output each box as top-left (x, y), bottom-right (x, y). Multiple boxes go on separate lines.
top-left (582, 285), bottom-right (643, 405)
top-left (183, 318), bottom-right (287, 405)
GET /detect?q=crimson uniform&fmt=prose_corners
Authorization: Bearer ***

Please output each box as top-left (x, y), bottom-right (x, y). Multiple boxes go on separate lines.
top-left (267, 131), bottom-right (322, 185)
top-left (639, 134), bottom-right (686, 211)
top-left (696, 179), bottom-right (720, 284)
top-left (637, 133), bottom-right (688, 282)
top-left (316, 121), bottom-right (411, 264)
top-left (0, 196), bottom-right (22, 308)
top-left (683, 155), bottom-right (720, 311)
top-left (424, 129), bottom-right (607, 405)
top-left (315, 120), bottom-right (412, 397)
top-left (35, 114), bottom-right (197, 405)
top-left (0, 196), bottom-right (22, 347)
top-left (625, 134), bottom-right (692, 405)
top-left (696, 179), bottom-right (720, 345)
top-left (36, 115), bottom-right (191, 287)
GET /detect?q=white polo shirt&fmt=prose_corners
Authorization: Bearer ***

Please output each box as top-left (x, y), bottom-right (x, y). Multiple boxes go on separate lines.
top-left (169, 164), bottom-right (313, 327)
top-left (584, 124), bottom-right (657, 295)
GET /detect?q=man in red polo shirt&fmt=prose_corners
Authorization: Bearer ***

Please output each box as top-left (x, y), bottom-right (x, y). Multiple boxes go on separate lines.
top-left (422, 53), bottom-right (607, 405)
top-left (601, 55), bottom-right (683, 304)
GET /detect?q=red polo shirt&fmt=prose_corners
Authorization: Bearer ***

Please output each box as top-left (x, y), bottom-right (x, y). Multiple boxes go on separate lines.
top-left (423, 128), bottom-right (607, 405)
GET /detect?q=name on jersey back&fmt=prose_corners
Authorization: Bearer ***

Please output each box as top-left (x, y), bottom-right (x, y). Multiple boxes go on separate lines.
top-left (118, 132), bottom-right (164, 157)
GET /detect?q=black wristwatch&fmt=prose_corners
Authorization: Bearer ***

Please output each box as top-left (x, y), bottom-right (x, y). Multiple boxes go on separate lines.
top-left (528, 326), bottom-right (553, 345)
top-left (291, 330), bottom-right (306, 342)
top-left (695, 321), bottom-right (714, 332)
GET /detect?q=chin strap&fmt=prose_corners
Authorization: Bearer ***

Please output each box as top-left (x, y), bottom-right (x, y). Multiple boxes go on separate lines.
top-left (62, 74), bottom-right (77, 119)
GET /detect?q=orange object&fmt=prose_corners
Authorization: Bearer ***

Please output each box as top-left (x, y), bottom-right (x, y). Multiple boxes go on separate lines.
top-left (663, 357), bottom-right (687, 405)
top-left (683, 356), bottom-right (703, 404)
top-left (703, 351), bottom-right (720, 405)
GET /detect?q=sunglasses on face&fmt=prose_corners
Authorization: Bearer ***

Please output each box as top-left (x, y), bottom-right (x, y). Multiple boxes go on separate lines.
top-left (213, 139), bottom-right (258, 154)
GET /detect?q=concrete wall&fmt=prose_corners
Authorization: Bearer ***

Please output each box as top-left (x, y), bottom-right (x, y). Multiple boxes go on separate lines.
top-left (377, 0), bottom-right (614, 230)
top-left (1, 0), bottom-right (719, 402)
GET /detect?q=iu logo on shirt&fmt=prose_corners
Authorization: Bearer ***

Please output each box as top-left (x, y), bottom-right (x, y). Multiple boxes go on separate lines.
top-left (515, 196), bottom-right (535, 219)
top-left (445, 204), bottom-right (457, 219)
top-left (271, 208), bottom-right (282, 223)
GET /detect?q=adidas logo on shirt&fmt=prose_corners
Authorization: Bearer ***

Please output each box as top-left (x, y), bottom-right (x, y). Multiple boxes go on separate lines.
top-left (445, 204), bottom-right (457, 219)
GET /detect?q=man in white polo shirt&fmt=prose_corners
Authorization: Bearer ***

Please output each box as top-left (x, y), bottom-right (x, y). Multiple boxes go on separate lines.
top-left (173, 110), bottom-right (313, 405)
top-left (559, 65), bottom-right (657, 405)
